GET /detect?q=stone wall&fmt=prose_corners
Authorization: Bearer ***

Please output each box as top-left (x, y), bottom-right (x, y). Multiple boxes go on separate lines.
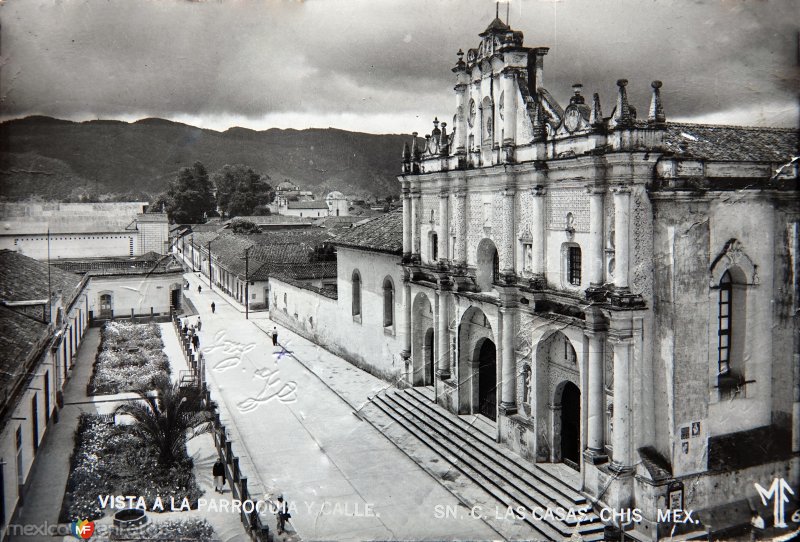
top-left (269, 248), bottom-right (407, 382)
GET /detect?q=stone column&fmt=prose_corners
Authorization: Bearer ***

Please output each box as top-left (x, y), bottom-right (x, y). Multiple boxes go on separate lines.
top-left (500, 308), bottom-right (517, 414)
top-left (436, 291), bottom-right (450, 379)
top-left (502, 70), bottom-right (516, 148)
top-left (454, 190), bottom-right (467, 268)
top-left (502, 188), bottom-right (516, 276)
top-left (410, 189), bottom-right (421, 260)
top-left (610, 336), bottom-right (633, 470)
top-left (531, 186), bottom-right (546, 280)
top-left (613, 187), bottom-right (631, 290)
top-left (438, 190), bottom-right (449, 265)
top-left (402, 186), bottom-right (412, 259)
top-left (588, 187), bottom-right (605, 286)
top-left (585, 330), bottom-right (606, 460)
top-left (402, 281), bottom-right (412, 382)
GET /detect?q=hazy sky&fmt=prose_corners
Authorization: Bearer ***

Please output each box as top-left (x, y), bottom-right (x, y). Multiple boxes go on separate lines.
top-left (1, 0), bottom-right (797, 134)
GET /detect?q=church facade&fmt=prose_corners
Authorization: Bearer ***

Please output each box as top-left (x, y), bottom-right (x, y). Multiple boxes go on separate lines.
top-left (397, 17), bottom-right (799, 537)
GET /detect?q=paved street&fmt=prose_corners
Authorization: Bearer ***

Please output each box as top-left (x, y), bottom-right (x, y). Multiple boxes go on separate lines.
top-left (183, 273), bottom-right (499, 541)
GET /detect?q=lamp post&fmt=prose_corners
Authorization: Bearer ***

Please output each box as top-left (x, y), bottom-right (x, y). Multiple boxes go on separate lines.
top-left (207, 240), bottom-right (213, 290)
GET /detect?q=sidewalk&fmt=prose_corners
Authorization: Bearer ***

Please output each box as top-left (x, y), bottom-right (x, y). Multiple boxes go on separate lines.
top-left (181, 272), bottom-right (498, 541)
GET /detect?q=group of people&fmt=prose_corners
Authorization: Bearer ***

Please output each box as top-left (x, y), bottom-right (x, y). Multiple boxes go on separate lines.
top-left (181, 316), bottom-right (202, 351)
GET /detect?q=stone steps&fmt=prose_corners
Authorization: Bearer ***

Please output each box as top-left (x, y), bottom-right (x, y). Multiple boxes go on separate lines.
top-left (361, 386), bottom-right (604, 541)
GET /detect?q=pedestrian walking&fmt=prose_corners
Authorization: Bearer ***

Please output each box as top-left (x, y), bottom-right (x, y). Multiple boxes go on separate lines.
top-left (212, 460), bottom-right (225, 493)
top-left (192, 333), bottom-right (200, 351)
top-left (272, 327), bottom-right (278, 346)
top-left (196, 317), bottom-right (202, 331)
top-left (211, 301), bottom-right (216, 314)
top-left (182, 322), bottom-right (188, 335)
top-left (276, 496), bottom-right (291, 535)
top-left (198, 284), bottom-right (202, 294)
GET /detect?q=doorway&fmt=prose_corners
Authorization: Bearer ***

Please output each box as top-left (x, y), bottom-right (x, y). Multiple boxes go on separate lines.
top-left (477, 339), bottom-right (497, 421)
top-left (560, 382), bottom-right (581, 469)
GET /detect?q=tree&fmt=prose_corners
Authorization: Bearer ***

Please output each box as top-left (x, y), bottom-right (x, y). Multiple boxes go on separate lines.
top-left (230, 217), bottom-right (260, 234)
top-left (160, 162), bottom-right (216, 224)
top-left (114, 375), bottom-right (212, 466)
top-left (212, 164), bottom-right (274, 219)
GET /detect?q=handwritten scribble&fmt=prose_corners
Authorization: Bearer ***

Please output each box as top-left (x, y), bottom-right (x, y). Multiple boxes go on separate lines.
top-left (237, 366), bottom-right (298, 413)
top-left (203, 329), bottom-right (256, 372)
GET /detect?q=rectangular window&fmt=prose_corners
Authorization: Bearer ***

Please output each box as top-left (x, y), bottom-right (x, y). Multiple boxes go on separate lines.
top-left (16, 426), bottom-right (23, 489)
top-left (31, 394), bottom-right (39, 453)
top-left (568, 246), bottom-right (582, 286)
top-left (44, 371), bottom-right (50, 420)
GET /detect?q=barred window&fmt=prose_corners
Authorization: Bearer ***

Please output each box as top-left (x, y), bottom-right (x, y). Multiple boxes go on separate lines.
top-left (567, 246), bottom-right (582, 286)
top-left (718, 271), bottom-right (732, 375)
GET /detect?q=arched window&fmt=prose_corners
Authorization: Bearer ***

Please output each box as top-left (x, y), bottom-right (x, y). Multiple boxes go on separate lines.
top-left (352, 270), bottom-right (362, 319)
top-left (383, 277), bottom-right (394, 328)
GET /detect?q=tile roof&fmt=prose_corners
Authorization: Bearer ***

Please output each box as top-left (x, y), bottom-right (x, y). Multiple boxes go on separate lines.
top-left (332, 210), bottom-right (403, 255)
top-left (663, 123), bottom-right (797, 162)
top-left (227, 215), bottom-right (314, 225)
top-left (51, 253), bottom-right (184, 276)
top-left (0, 249), bottom-right (83, 305)
top-left (0, 305), bottom-right (50, 407)
top-left (254, 261), bottom-right (337, 282)
top-left (193, 229), bottom-right (335, 278)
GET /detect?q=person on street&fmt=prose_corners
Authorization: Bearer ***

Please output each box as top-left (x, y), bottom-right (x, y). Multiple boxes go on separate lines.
top-left (211, 301), bottom-right (216, 314)
top-left (192, 333), bottom-right (200, 351)
top-left (213, 460), bottom-right (225, 493)
top-left (198, 284), bottom-right (202, 294)
top-left (272, 327), bottom-right (278, 346)
top-left (196, 317), bottom-right (202, 331)
top-left (276, 496), bottom-right (290, 534)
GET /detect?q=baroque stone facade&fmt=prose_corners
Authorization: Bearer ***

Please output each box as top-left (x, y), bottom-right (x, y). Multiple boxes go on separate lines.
top-left (397, 16), bottom-right (799, 539)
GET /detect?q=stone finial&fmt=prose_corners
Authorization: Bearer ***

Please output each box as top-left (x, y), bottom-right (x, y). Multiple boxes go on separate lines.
top-left (439, 122), bottom-right (449, 155)
top-left (411, 132), bottom-right (420, 160)
top-left (533, 100), bottom-right (547, 140)
top-left (648, 80), bottom-right (666, 126)
top-left (570, 83), bottom-right (585, 105)
top-left (613, 79), bottom-right (632, 127)
top-left (590, 92), bottom-right (603, 126)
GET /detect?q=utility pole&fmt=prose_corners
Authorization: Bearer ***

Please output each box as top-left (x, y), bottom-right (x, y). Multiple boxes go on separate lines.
top-left (244, 246), bottom-right (251, 320)
top-left (191, 234), bottom-right (196, 272)
top-left (207, 240), bottom-right (213, 290)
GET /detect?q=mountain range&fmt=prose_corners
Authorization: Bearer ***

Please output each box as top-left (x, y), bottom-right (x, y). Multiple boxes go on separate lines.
top-left (0, 116), bottom-right (410, 201)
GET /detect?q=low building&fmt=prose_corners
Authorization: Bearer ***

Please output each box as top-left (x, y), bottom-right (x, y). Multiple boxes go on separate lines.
top-left (0, 250), bottom-right (90, 535)
top-left (51, 252), bottom-right (186, 320)
top-left (175, 229), bottom-right (336, 310)
top-left (0, 202), bottom-right (169, 259)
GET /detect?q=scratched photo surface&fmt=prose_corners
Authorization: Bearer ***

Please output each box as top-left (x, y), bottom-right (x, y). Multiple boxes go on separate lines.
top-left (0, 1), bottom-right (798, 542)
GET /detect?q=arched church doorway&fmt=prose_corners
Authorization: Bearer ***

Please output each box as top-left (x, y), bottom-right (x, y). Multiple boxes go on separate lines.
top-left (411, 292), bottom-right (434, 386)
top-left (476, 338), bottom-right (497, 421)
top-left (560, 381), bottom-right (581, 469)
top-left (424, 328), bottom-right (435, 385)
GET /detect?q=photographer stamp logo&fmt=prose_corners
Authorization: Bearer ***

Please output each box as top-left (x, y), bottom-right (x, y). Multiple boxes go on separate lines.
top-left (754, 478), bottom-right (796, 528)
top-left (69, 519), bottom-right (95, 540)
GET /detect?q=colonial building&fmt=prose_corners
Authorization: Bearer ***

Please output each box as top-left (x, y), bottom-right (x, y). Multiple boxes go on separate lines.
top-left (394, 15), bottom-right (799, 538)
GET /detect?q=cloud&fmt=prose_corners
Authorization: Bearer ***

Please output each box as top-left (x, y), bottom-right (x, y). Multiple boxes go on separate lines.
top-left (0, 0), bottom-right (796, 133)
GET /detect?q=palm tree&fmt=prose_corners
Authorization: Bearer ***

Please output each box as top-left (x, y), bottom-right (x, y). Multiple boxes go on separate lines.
top-left (114, 374), bottom-right (213, 466)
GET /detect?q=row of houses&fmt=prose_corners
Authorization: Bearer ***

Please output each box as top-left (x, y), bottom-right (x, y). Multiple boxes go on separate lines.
top-left (0, 249), bottom-right (185, 537)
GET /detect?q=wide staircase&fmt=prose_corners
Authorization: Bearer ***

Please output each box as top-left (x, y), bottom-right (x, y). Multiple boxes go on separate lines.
top-left (360, 386), bottom-right (605, 541)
